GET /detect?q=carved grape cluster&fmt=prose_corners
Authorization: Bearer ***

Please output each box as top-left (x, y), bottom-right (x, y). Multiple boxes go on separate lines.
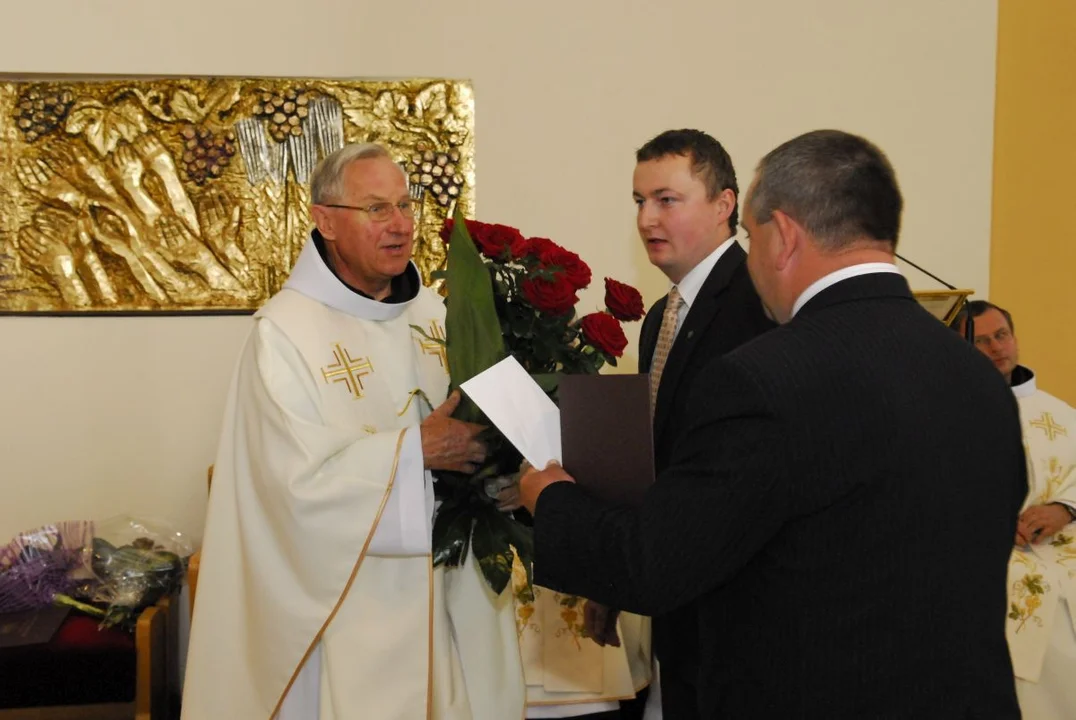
top-left (252, 89), bottom-right (312, 143)
top-left (14, 86), bottom-right (75, 143)
top-left (405, 144), bottom-right (464, 207)
top-left (180, 124), bottom-right (237, 185)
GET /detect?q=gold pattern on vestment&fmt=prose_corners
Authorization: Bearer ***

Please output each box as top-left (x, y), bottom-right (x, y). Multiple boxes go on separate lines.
top-left (321, 343), bottom-right (373, 399)
top-left (1030, 412), bottom-right (1068, 442)
top-left (1033, 457), bottom-right (1075, 507)
top-left (417, 320), bottom-right (449, 371)
top-left (1009, 570), bottom-right (1050, 634)
top-left (397, 388), bottom-right (432, 418)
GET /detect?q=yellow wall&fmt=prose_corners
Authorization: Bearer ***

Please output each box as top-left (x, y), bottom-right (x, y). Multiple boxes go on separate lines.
top-left (0, 0), bottom-right (999, 544)
top-left (991, 0), bottom-right (1075, 404)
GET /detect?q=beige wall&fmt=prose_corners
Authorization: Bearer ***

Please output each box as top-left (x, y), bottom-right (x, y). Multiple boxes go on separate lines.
top-left (0, 0), bottom-right (998, 543)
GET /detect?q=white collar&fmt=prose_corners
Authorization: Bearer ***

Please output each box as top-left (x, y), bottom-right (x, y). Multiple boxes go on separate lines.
top-left (281, 235), bottom-right (420, 321)
top-left (791, 262), bottom-right (902, 318)
top-left (672, 236), bottom-right (738, 309)
top-left (1011, 368), bottom-right (1038, 399)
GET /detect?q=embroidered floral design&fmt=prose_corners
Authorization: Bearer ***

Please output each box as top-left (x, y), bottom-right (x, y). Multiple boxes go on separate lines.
top-left (553, 593), bottom-right (588, 650)
top-left (1049, 533), bottom-right (1076, 571)
top-left (1009, 573), bottom-right (1050, 633)
top-left (511, 556), bottom-right (540, 637)
top-left (1033, 457), bottom-right (1075, 506)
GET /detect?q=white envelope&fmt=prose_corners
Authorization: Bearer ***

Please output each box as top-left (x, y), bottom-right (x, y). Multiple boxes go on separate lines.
top-left (459, 356), bottom-right (561, 469)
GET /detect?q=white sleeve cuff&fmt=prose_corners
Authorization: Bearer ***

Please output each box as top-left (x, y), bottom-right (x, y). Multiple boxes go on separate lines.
top-left (366, 427), bottom-right (432, 556)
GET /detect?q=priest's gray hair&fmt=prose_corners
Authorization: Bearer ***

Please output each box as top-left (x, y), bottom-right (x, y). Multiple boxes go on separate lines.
top-left (310, 143), bottom-right (406, 204)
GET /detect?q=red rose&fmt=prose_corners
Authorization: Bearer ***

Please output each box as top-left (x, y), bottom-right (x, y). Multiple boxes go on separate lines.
top-left (473, 223), bottom-right (527, 260)
top-left (580, 312), bottom-right (628, 358)
top-left (527, 239), bottom-right (591, 290)
top-left (521, 236), bottom-right (556, 260)
top-left (440, 219), bottom-right (526, 261)
top-left (604, 277), bottom-right (644, 321)
top-left (521, 274), bottom-right (579, 316)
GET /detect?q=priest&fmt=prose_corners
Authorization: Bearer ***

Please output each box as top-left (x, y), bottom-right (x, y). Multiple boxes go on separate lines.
top-left (956, 301), bottom-right (1076, 719)
top-left (182, 142), bottom-right (525, 719)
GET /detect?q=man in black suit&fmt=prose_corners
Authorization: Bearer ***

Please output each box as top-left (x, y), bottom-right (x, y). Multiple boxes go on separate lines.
top-left (591, 129), bottom-right (773, 719)
top-left (521, 129), bottom-right (1026, 718)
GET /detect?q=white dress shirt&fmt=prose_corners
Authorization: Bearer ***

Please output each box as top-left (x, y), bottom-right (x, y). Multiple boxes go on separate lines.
top-left (653, 237), bottom-right (739, 363)
top-left (790, 262), bottom-right (902, 318)
top-left (640, 238), bottom-right (739, 718)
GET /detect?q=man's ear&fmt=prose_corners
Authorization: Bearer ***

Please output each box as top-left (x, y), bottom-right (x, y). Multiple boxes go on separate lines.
top-left (771, 210), bottom-right (804, 271)
top-left (310, 205), bottom-right (335, 240)
top-left (713, 188), bottom-right (737, 227)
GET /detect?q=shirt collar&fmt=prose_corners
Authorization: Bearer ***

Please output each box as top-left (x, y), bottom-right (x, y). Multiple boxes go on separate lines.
top-left (281, 231), bottom-right (421, 321)
top-left (672, 236), bottom-right (738, 309)
top-left (791, 262), bottom-right (902, 318)
top-left (1011, 365), bottom-right (1037, 398)
top-left (312, 231), bottom-right (417, 303)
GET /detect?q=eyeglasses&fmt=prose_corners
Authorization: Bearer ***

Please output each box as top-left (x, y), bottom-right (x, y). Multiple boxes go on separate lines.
top-left (321, 199), bottom-right (417, 223)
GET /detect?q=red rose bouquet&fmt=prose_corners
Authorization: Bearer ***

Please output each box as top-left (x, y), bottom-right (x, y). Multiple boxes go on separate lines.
top-left (427, 208), bottom-right (643, 595)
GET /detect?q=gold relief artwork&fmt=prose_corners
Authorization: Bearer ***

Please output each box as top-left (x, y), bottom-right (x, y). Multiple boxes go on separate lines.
top-left (0, 77), bottom-right (474, 313)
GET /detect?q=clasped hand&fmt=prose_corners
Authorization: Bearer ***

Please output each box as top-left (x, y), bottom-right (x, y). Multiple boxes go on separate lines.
top-left (420, 390), bottom-right (488, 474)
top-left (1016, 503), bottom-right (1073, 546)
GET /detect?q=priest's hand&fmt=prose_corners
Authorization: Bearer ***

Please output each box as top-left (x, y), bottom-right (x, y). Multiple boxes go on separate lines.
top-left (1018, 503), bottom-right (1074, 544)
top-left (520, 461), bottom-right (575, 514)
top-left (420, 390), bottom-right (488, 473)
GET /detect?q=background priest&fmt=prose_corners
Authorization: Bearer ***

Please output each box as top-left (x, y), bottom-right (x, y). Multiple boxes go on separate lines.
top-left (182, 142), bottom-right (525, 719)
top-left (956, 300), bottom-right (1076, 719)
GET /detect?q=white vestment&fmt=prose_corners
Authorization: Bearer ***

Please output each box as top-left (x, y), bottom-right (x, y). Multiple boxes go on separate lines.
top-left (182, 239), bottom-right (525, 719)
top-left (511, 556), bottom-right (651, 718)
top-left (1005, 370), bottom-right (1076, 719)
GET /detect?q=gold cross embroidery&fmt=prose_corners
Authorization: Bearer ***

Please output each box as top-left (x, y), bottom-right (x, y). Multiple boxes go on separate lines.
top-left (321, 343), bottom-right (373, 399)
top-left (1030, 412), bottom-right (1068, 442)
top-left (418, 321), bottom-right (449, 372)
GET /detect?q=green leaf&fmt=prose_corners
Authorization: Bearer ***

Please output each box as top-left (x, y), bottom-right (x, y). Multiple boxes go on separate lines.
top-left (498, 508), bottom-right (535, 600)
top-left (444, 205), bottom-right (506, 423)
top-left (432, 498), bottom-right (473, 568)
top-left (409, 323), bottom-right (446, 345)
top-left (471, 506), bottom-right (515, 595)
top-left (531, 372), bottom-right (561, 395)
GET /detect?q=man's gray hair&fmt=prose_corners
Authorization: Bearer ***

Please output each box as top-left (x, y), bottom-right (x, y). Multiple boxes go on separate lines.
top-left (747, 130), bottom-right (903, 250)
top-left (310, 143), bottom-right (399, 204)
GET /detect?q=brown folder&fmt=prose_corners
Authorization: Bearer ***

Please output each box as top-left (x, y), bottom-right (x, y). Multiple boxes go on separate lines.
top-left (558, 373), bottom-right (655, 507)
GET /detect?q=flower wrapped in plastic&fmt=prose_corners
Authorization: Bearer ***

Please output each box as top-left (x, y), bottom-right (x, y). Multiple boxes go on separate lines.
top-left (80, 515), bottom-right (193, 628)
top-left (0, 515), bottom-right (192, 630)
top-left (0, 520), bottom-right (95, 613)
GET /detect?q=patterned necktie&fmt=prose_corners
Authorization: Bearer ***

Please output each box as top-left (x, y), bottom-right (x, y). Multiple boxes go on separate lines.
top-left (649, 286), bottom-right (683, 419)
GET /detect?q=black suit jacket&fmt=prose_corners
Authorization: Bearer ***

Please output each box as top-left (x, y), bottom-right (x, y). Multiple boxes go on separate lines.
top-left (536, 272), bottom-right (1026, 718)
top-left (639, 241), bottom-right (776, 470)
top-left (634, 241), bottom-right (773, 712)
